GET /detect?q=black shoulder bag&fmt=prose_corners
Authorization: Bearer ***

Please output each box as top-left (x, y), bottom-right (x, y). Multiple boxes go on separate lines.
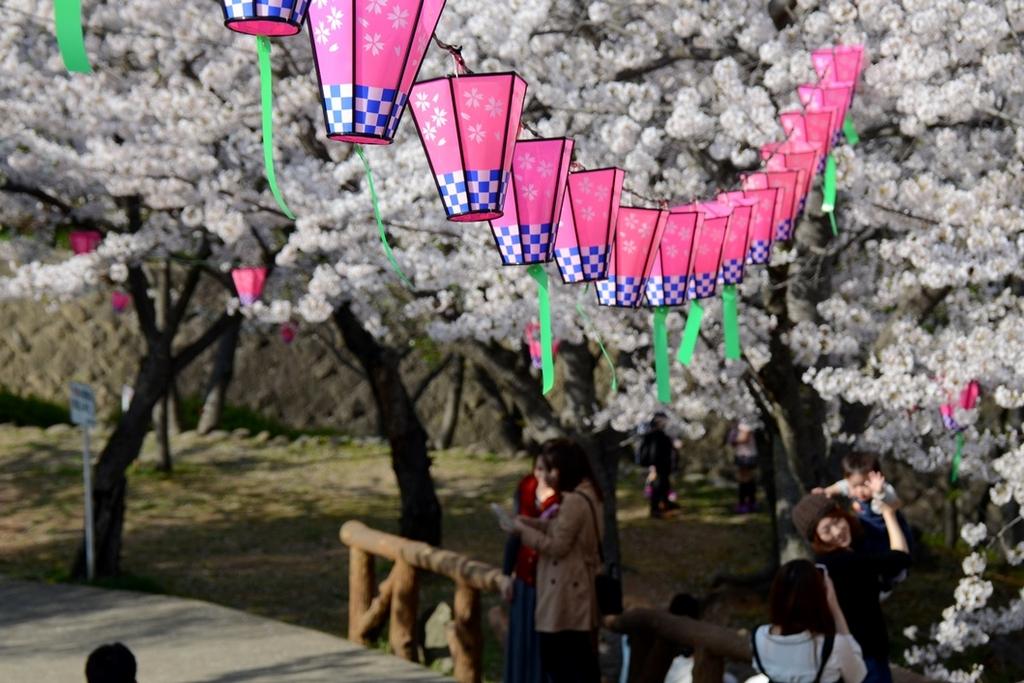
top-left (751, 628), bottom-right (837, 683)
top-left (578, 491), bottom-right (623, 616)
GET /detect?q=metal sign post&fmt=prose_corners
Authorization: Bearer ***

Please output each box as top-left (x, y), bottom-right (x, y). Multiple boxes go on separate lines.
top-left (70, 382), bottom-right (96, 581)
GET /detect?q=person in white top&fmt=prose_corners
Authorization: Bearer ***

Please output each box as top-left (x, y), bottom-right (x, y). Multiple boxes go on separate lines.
top-left (749, 560), bottom-right (867, 683)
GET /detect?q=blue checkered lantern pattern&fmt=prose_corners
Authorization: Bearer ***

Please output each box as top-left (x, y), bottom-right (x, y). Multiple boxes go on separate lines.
top-left (555, 245), bottom-right (609, 283)
top-left (309, 0), bottom-right (447, 144)
top-left (221, 0), bottom-right (311, 36)
top-left (488, 138), bottom-right (574, 265)
top-left (553, 167), bottom-right (625, 284)
top-left (597, 207), bottom-right (669, 308)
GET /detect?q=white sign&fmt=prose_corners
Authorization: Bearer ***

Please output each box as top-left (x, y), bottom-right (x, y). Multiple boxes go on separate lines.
top-left (70, 382), bottom-right (96, 426)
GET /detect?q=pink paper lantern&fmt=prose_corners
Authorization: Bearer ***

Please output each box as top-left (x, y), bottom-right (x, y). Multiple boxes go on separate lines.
top-left (488, 137), bottom-right (574, 265)
top-left (308, 0), bottom-right (446, 144)
top-left (762, 142), bottom-right (817, 220)
top-left (798, 83), bottom-right (854, 144)
top-left (280, 321), bottom-right (297, 344)
top-left (940, 381), bottom-right (981, 431)
top-left (524, 321), bottom-right (560, 369)
top-left (743, 170), bottom-right (800, 241)
top-left (111, 291), bottom-right (131, 313)
top-left (221, 0), bottom-right (311, 36)
top-left (779, 110), bottom-right (834, 162)
top-left (715, 193), bottom-right (758, 285)
top-left (70, 230), bottom-right (102, 255)
top-left (812, 45), bottom-right (865, 88)
top-left (410, 72), bottom-right (528, 222)
top-left (232, 266), bottom-right (268, 306)
top-left (682, 202), bottom-right (732, 300)
top-left (553, 167), bottom-right (625, 283)
top-left (644, 208), bottom-right (701, 307)
top-left (730, 187), bottom-right (780, 264)
top-left (596, 207), bottom-right (669, 307)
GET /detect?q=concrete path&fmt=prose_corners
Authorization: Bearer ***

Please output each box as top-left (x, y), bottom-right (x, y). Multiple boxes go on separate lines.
top-left (0, 577), bottom-right (450, 682)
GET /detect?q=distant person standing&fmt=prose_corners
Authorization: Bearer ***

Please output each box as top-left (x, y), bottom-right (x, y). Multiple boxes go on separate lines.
top-left (727, 421), bottom-right (759, 513)
top-left (640, 412), bottom-right (678, 519)
top-left (86, 643), bottom-right (137, 683)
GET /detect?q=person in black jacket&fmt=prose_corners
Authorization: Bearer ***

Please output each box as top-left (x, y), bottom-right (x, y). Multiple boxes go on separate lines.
top-left (792, 493), bottom-right (911, 683)
top-left (641, 412), bottom-right (678, 518)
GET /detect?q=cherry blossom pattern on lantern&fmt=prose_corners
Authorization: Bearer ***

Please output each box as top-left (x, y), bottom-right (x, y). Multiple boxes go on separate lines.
top-left (553, 167), bottom-right (625, 284)
top-left (489, 138), bottom-right (573, 265)
top-left (410, 72), bottom-right (527, 222)
top-left (743, 170), bottom-right (800, 242)
top-left (308, 0), bottom-right (446, 144)
top-left (596, 207), bottom-right (668, 308)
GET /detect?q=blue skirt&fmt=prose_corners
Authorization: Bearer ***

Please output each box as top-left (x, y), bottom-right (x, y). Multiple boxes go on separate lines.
top-left (504, 578), bottom-right (542, 683)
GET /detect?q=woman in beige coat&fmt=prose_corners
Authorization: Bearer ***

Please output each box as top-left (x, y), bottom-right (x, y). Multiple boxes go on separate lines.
top-left (508, 438), bottom-right (604, 683)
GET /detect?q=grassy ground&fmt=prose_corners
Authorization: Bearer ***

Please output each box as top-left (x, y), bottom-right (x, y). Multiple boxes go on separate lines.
top-left (1, 424), bottom-right (1021, 681)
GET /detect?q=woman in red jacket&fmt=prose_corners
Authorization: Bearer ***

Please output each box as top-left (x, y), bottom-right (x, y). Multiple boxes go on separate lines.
top-left (502, 456), bottom-right (560, 683)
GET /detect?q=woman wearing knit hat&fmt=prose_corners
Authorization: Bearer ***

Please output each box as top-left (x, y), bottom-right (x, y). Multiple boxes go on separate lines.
top-left (791, 493), bottom-right (911, 683)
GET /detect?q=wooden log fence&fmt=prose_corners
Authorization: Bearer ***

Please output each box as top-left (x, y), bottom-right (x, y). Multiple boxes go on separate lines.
top-left (341, 520), bottom-right (935, 683)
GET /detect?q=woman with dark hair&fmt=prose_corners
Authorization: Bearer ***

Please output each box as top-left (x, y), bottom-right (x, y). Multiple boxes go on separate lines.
top-left (501, 456), bottom-right (560, 683)
top-left (751, 560), bottom-right (866, 683)
top-left (501, 438), bottom-right (603, 683)
top-left (791, 493), bottom-right (911, 683)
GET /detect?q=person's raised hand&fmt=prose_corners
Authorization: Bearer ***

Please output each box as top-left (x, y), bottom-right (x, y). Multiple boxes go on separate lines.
top-left (811, 486), bottom-right (826, 495)
top-left (824, 573), bottom-right (839, 611)
top-left (867, 470), bottom-right (887, 497)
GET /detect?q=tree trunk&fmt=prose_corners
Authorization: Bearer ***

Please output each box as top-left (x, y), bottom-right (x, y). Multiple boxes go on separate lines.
top-left (333, 304), bottom-right (442, 545)
top-left (152, 259), bottom-right (174, 472)
top-left (198, 315), bottom-right (243, 434)
top-left (437, 355), bottom-right (465, 450)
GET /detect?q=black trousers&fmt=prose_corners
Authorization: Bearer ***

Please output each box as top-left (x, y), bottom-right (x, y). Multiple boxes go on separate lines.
top-left (538, 630), bottom-right (600, 683)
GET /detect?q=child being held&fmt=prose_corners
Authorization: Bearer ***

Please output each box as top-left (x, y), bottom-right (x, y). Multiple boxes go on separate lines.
top-left (813, 452), bottom-right (901, 515)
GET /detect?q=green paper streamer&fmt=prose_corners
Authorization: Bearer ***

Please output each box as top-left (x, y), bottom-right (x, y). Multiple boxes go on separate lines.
top-left (842, 115), bottom-right (860, 146)
top-left (950, 431), bottom-right (965, 484)
top-left (822, 153), bottom-right (838, 236)
top-left (722, 285), bottom-right (741, 360)
top-left (653, 307), bottom-right (670, 403)
top-left (575, 297), bottom-right (617, 394)
top-left (355, 145), bottom-right (413, 288)
top-left (55, 0), bottom-right (92, 73)
top-left (676, 300), bottom-right (704, 366)
top-left (827, 211), bottom-right (838, 236)
top-left (527, 265), bottom-right (555, 395)
top-left (257, 36), bottom-right (295, 221)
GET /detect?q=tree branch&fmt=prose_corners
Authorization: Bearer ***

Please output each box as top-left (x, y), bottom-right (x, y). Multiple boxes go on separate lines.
top-left (411, 354), bottom-right (454, 404)
top-left (172, 312), bottom-right (238, 372)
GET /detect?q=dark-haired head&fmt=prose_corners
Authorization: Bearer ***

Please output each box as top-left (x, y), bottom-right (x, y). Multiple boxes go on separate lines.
top-left (811, 506), bottom-right (863, 555)
top-left (768, 560), bottom-right (835, 637)
top-left (841, 452), bottom-right (881, 477)
top-left (538, 438), bottom-right (603, 500)
top-left (86, 642), bottom-right (136, 683)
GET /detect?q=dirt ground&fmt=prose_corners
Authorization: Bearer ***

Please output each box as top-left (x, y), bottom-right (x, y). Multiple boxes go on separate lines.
top-left (1, 424), bottom-right (1021, 681)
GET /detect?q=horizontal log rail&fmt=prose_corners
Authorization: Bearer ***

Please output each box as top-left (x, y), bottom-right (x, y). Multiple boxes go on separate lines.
top-left (341, 521), bottom-right (935, 683)
top-left (340, 520), bottom-right (509, 683)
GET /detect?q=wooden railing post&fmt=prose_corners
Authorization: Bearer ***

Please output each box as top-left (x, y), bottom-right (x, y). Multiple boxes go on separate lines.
top-left (692, 648), bottom-right (726, 683)
top-left (348, 547), bottom-right (374, 644)
top-left (448, 581), bottom-right (483, 683)
top-left (389, 558), bottom-right (419, 662)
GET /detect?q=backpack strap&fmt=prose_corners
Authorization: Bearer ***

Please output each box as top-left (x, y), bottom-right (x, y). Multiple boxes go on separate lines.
top-left (812, 633), bottom-right (835, 683)
top-left (750, 627), bottom-right (774, 683)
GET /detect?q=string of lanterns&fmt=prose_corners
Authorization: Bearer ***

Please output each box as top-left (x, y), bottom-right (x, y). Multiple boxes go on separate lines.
top-left (54, 2), bottom-right (865, 402)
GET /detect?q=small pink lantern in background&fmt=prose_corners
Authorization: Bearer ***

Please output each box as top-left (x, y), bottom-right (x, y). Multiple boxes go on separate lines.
top-left (488, 138), bottom-right (574, 265)
top-left (232, 267), bottom-right (268, 306)
top-left (111, 291), bottom-right (131, 313)
top-left (596, 207), bottom-right (669, 307)
top-left (940, 380), bottom-right (981, 431)
top-left (812, 45), bottom-right (865, 88)
top-left (743, 170), bottom-right (800, 241)
top-left (524, 321), bottom-right (560, 369)
top-left (280, 321), bottom-right (298, 344)
top-left (779, 110), bottom-right (834, 172)
top-left (410, 72), bottom-right (528, 222)
top-left (554, 167), bottom-right (625, 283)
top-left (644, 208), bottom-right (701, 307)
top-left (220, 0), bottom-right (311, 36)
top-left (70, 230), bottom-right (102, 255)
top-left (308, 0), bottom-right (446, 144)
top-left (715, 193), bottom-right (758, 286)
top-left (733, 187), bottom-right (780, 264)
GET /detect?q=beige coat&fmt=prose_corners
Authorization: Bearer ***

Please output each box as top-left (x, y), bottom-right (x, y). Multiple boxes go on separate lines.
top-left (518, 480), bottom-right (604, 633)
